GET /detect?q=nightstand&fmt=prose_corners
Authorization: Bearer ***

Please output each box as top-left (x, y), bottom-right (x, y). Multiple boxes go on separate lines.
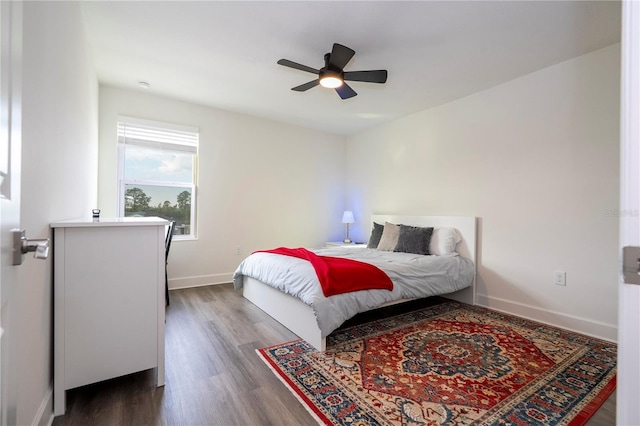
top-left (326, 241), bottom-right (368, 248)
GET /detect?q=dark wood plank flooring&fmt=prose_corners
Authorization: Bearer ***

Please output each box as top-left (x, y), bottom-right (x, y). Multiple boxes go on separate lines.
top-left (52, 284), bottom-right (616, 425)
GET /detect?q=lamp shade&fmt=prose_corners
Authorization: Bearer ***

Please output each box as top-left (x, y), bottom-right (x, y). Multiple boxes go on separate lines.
top-left (342, 210), bottom-right (355, 224)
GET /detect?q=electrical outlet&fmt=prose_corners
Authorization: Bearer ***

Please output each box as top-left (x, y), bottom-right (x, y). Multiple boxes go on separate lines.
top-left (235, 247), bottom-right (242, 256)
top-left (554, 271), bottom-right (566, 286)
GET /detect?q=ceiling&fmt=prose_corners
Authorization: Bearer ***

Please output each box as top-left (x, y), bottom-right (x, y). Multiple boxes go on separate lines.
top-left (79, 1), bottom-right (621, 136)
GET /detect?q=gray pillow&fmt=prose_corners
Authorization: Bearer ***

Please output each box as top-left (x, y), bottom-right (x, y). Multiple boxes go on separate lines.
top-left (367, 222), bottom-right (384, 248)
top-left (394, 225), bottom-right (434, 255)
top-left (377, 222), bottom-right (401, 251)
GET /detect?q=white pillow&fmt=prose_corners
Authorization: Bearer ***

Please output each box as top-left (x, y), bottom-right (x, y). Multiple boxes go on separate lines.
top-left (429, 227), bottom-right (462, 256)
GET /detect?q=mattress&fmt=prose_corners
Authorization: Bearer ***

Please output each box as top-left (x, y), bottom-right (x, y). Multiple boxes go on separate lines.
top-left (233, 246), bottom-right (474, 337)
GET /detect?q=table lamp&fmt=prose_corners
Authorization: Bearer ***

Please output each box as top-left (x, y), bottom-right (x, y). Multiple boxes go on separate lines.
top-left (342, 210), bottom-right (354, 243)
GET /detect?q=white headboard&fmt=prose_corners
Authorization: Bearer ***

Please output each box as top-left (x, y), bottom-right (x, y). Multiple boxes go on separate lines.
top-left (370, 215), bottom-right (477, 304)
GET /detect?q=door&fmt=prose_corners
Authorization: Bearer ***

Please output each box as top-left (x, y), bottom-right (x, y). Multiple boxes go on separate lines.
top-left (0, 2), bottom-right (22, 425)
top-left (618, 1), bottom-right (640, 424)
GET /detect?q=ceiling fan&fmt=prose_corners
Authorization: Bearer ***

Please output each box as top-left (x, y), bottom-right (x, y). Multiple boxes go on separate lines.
top-left (277, 43), bottom-right (388, 100)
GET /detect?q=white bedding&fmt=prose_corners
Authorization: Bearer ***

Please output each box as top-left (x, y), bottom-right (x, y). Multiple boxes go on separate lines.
top-left (233, 247), bottom-right (474, 337)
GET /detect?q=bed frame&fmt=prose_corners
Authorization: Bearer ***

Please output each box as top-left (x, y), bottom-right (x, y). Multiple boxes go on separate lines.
top-left (243, 215), bottom-right (477, 351)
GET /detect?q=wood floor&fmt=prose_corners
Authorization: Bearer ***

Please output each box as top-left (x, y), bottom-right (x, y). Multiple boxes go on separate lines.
top-left (52, 284), bottom-right (616, 426)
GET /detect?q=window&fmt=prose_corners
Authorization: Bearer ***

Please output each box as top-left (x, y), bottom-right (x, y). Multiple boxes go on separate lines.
top-left (117, 116), bottom-right (198, 239)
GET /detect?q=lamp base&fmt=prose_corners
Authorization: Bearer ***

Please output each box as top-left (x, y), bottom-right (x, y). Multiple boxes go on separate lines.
top-left (343, 238), bottom-right (352, 243)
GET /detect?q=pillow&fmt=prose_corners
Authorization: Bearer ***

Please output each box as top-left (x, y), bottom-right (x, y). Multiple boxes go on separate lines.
top-left (376, 222), bottom-right (401, 251)
top-left (394, 225), bottom-right (434, 255)
top-left (367, 222), bottom-right (384, 248)
top-left (429, 227), bottom-right (462, 256)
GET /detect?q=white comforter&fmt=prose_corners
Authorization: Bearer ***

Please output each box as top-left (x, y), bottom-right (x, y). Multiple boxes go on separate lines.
top-left (232, 247), bottom-right (474, 337)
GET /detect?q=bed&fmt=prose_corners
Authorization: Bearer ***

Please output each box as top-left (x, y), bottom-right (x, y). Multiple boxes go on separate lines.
top-left (233, 215), bottom-right (477, 351)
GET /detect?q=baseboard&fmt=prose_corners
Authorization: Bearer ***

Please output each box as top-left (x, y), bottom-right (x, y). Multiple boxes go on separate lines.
top-left (476, 293), bottom-right (618, 342)
top-left (33, 384), bottom-right (53, 426)
top-left (168, 273), bottom-right (232, 290)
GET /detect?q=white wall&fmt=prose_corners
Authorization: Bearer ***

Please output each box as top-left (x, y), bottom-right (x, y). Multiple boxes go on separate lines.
top-left (20, 2), bottom-right (98, 425)
top-left (98, 87), bottom-right (346, 288)
top-left (346, 44), bottom-right (620, 341)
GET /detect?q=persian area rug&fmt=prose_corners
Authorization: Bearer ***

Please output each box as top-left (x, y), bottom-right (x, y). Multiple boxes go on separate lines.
top-left (257, 302), bottom-right (616, 425)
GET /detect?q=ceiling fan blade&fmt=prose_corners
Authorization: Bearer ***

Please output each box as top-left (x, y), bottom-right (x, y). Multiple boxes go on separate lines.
top-left (291, 79), bottom-right (319, 92)
top-left (335, 82), bottom-right (357, 100)
top-left (329, 43), bottom-right (355, 70)
top-left (344, 70), bottom-right (388, 84)
top-left (277, 59), bottom-right (319, 75)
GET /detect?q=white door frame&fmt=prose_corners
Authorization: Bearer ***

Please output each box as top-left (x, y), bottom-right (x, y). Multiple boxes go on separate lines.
top-left (618, 1), bottom-right (640, 424)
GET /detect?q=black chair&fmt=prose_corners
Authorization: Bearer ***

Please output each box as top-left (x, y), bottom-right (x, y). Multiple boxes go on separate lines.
top-left (165, 221), bottom-right (176, 306)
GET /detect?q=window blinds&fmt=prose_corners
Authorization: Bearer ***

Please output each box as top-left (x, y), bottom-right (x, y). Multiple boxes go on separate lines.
top-left (117, 116), bottom-right (198, 154)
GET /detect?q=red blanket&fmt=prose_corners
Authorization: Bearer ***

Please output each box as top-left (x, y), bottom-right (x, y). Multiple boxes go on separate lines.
top-left (255, 247), bottom-right (393, 297)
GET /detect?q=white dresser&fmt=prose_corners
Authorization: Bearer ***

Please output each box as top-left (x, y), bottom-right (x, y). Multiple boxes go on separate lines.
top-left (51, 217), bottom-right (168, 415)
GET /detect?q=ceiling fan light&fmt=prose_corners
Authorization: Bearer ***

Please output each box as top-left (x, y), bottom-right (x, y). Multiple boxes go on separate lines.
top-left (320, 76), bottom-right (343, 88)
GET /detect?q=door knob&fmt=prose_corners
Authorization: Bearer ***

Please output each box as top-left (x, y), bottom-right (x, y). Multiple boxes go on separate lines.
top-left (12, 229), bottom-right (50, 265)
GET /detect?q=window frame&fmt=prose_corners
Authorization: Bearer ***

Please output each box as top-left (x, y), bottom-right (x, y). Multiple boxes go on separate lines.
top-left (116, 116), bottom-right (199, 240)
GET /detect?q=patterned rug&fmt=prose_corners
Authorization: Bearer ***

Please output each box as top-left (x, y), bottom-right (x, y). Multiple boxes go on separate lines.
top-left (257, 301), bottom-right (616, 425)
